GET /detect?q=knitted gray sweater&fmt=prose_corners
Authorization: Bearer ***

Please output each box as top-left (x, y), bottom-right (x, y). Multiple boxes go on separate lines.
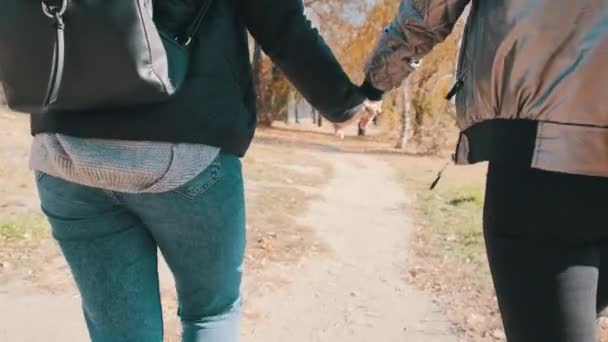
top-left (30, 134), bottom-right (219, 193)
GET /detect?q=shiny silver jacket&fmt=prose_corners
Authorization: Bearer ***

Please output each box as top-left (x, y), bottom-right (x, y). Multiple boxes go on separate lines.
top-left (366, 0), bottom-right (608, 177)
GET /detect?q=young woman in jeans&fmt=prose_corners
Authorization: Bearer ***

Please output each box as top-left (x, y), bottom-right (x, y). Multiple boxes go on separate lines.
top-left (29, 0), bottom-right (379, 340)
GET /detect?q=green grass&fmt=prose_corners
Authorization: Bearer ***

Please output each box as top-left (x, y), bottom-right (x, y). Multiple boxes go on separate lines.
top-left (385, 154), bottom-right (488, 272)
top-left (0, 213), bottom-right (49, 242)
top-left (419, 182), bottom-right (486, 269)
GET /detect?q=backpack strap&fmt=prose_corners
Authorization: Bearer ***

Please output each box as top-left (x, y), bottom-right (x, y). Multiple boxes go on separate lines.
top-left (42, 0), bottom-right (68, 106)
top-left (178, 0), bottom-right (215, 46)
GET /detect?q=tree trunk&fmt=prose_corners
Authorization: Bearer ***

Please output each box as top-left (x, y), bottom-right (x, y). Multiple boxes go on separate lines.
top-left (313, 109), bottom-right (323, 127)
top-left (252, 42), bottom-right (275, 126)
top-left (252, 43), bottom-right (263, 111)
top-left (395, 82), bottom-right (412, 150)
top-left (358, 125), bottom-right (366, 136)
top-left (294, 95), bottom-right (300, 124)
top-left (413, 108), bottom-right (423, 143)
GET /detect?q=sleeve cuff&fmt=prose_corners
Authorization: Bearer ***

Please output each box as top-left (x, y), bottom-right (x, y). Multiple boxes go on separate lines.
top-left (324, 103), bottom-right (363, 123)
top-left (360, 79), bottom-right (385, 101)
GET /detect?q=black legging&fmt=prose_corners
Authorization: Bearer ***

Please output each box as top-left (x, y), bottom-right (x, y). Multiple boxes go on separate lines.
top-left (484, 163), bottom-right (608, 342)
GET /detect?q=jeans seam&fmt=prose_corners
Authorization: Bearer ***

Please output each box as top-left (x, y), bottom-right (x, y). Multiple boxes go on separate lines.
top-left (104, 190), bottom-right (123, 205)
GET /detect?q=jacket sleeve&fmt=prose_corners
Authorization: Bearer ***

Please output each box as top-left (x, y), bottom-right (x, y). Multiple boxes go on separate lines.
top-left (365, 0), bottom-right (470, 92)
top-left (239, 0), bottom-right (365, 122)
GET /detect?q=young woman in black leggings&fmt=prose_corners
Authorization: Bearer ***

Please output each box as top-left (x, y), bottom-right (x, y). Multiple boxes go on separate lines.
top-left (360, 0), bottom-right (608, 340)
top-left (485, 163), bottom-right (608, 341)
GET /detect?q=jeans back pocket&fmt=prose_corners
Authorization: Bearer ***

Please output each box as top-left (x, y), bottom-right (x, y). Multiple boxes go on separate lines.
top-left (172, 158), bottom-right (223, 200)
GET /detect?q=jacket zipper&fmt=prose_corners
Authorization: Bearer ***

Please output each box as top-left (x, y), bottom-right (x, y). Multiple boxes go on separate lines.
top-left (445, 78), bottom-right (463, 101)
top-left (445, 4), bottom-right (476, 102)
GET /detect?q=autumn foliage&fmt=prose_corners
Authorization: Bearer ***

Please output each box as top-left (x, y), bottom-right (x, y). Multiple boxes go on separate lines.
top-left (254, 0), bottom-right (466, 151)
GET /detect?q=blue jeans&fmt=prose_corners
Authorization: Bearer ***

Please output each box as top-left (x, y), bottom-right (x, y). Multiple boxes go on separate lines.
top-left (35, 153), bottom-right (246, 342)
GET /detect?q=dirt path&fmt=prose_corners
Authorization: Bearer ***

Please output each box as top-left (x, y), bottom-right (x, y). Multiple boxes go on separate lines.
top-left (0, 144), bottom-right (459, 342)
top-left (241, 151), bottom-right (459, 342)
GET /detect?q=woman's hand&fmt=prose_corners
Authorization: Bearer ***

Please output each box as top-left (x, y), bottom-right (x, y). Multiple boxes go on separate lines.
top-left (333, 100), bottom-right (383, 139)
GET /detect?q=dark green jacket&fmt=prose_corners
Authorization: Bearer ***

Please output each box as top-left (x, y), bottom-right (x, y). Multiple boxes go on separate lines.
top-left (31, 0), bottom-right (365, 156)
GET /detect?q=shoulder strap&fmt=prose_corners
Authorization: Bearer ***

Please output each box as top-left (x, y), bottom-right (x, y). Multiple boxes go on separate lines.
top-left (179, 0), bottom-right (215, 46)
